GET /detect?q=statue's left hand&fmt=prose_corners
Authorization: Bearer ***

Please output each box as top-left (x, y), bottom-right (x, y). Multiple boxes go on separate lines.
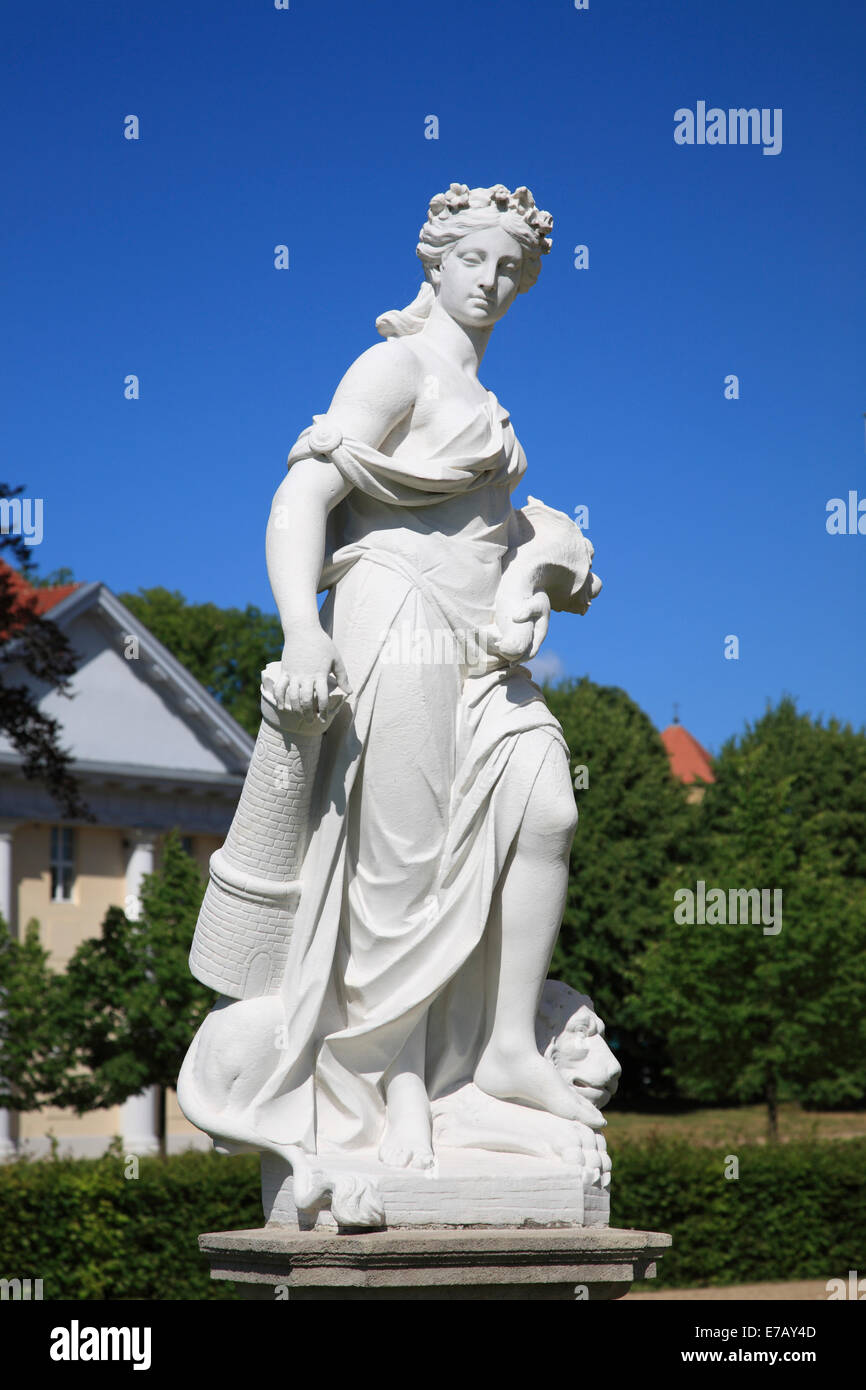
top-left (492, 591), bottom-right (551, 663)
top-left (272, 626), bottom-right (351, 718)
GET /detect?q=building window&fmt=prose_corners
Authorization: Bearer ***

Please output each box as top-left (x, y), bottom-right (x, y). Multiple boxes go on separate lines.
top-left (50, 827), bottom-right (75, 902)
top-left (180, 836), bottom-right (194, 857)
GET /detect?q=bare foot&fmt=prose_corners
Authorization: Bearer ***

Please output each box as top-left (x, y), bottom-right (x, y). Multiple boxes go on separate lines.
top-left (378, 1076), bottom-right (435, 1170)
top-left (474, 1044), bottom-right (605, 1128)
top-left (378, 1125), bottom-right (435, 1170)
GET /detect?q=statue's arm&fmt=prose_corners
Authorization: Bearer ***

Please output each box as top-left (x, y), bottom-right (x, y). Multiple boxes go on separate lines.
top-left (315, 339), bottom-right (420, 446)
top-left (266, 342), bottom-right (419, 715)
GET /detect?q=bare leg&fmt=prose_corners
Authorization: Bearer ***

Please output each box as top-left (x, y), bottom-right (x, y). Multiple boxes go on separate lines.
top-left (475, 740), bottom-right (602, 1126)
top-left (378, 1014), bottom-right (434, 1170)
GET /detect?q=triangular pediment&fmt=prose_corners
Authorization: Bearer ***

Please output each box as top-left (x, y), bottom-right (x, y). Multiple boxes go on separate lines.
top-left (0, 583), bottom-right (254, 780)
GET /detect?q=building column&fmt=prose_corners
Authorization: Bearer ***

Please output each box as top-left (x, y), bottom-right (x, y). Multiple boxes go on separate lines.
top-left (124, 830), bottom-right (157, 923)
top-left (121, 832), bottom-right (161, 1155)
top-left (0, 823), bottom-right (17, 1159)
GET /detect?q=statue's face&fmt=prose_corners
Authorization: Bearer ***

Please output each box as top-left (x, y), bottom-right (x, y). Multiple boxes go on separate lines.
top-left (434, 225), bottom-right (523, 329)
top-left (550, 1004), bottom-right (621, 1107)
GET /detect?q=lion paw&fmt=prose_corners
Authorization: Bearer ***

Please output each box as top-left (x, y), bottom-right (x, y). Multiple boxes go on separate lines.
top-left (331, 1175), bottom-right (385, 1228)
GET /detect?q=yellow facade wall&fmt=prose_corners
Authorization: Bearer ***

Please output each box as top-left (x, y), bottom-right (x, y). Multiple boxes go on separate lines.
top-left (16, 823), bottom-right (127, 970)
top-left (18, 1091), bottom-right (204, 1150)
top-left (11, 823), bottom-right (221, 1154)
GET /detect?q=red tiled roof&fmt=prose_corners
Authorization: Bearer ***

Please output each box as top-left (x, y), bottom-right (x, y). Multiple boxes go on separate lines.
top-left (28, 581), bottom-right (80, 613)
top-left (0, 559), bottom-right (81, 625)
top-left (661, 724), bottom-right (715, 785)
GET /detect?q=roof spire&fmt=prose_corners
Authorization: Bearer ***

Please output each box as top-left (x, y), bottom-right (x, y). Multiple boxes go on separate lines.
top-left (672, 701), bottom-right (680, 725)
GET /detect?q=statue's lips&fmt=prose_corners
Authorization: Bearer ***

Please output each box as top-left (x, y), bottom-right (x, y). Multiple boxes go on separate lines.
top-left (570, 1083), bottom-right (612, 1106)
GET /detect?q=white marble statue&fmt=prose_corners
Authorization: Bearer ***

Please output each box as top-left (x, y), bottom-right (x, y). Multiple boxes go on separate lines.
top-left (178, 183), bottom-right (609, 1229)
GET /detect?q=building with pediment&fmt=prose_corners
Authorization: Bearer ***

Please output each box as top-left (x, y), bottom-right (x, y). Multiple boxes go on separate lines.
top-left (0, 570), bottom-right (254, 1158)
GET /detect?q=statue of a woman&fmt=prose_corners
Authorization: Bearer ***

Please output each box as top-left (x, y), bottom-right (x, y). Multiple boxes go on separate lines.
top-left (179, 183), bottom-right (608, 1225)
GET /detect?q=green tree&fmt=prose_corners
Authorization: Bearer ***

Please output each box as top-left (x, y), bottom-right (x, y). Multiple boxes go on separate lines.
top-left (54, 834), bottom-right (214, 1154)
top-left (120, 587), bottom-right (282, 738)
top-left (28, 566), bottom-right (77, 589)
top-left (544, 677), bottom-right (695, 1102)
top-left (0, 485), bottom-right (90, 818)
top-left (702, 696), bottom-right (866, 882)
top-left (632, 737), bottom-right (866, 1139)
top-left (0, 917), bottom-right (70, 1111)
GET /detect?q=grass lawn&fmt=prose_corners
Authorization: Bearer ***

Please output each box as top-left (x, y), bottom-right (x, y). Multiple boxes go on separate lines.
top-left (603, 1102), bottom-right (866, 1147)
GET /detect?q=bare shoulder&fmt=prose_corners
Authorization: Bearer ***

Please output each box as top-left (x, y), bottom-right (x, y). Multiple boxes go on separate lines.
top-left (324, 340), bottom-right (421, 446)
top-left (338, 339), bottom-right (421, 394)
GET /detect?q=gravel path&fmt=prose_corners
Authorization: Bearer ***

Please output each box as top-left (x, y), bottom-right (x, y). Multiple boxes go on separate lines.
top-left (625, 1279), bottom-right (831, 1301)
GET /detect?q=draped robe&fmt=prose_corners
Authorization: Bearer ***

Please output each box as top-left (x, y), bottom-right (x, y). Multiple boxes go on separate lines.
top-left (253, 388), bottom-right (570, 1155)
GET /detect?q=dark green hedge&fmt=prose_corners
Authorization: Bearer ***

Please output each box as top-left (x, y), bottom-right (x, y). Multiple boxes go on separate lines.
top-left (0, 1145), bottom-right (261, 1300)
top-left (611, 1136), bottom-right (866, 1288)
top-left (1, 1138), bottom-right (864, 1298)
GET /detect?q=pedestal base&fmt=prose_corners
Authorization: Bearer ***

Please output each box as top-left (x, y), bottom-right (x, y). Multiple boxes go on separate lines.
top-left (199, 1225), bottom-right (672, 1300)
top-left (262, 1148), bottom-right (610, 1229)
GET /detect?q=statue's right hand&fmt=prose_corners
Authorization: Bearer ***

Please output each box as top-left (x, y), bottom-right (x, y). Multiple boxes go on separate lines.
top-left (273, 626), bottom-right (352, 717)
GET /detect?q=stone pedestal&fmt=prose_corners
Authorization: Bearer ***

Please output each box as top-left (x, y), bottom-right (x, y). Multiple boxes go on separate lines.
top-left (262, 1149), bottom-right (610, 1229)
top-left (199, 1225), bottom-right (671, 1301)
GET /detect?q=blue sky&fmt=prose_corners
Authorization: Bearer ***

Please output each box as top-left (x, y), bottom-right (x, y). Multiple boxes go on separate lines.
top-left (2, 0), bottom-right (863, 753)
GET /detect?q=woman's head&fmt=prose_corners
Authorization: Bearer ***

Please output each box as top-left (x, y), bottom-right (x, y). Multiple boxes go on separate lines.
top-left (418, 183), bottom-right (553, 293)
top-left (376, 183), bottom-right (553, 338)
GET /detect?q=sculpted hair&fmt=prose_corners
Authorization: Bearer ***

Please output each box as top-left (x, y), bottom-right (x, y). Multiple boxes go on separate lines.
top-left (376, 182), bottom-right (553, 339)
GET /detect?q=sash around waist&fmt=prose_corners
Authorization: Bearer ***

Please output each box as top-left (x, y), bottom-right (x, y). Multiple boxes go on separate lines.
top-left (324, 543), bottom-right (508, 676)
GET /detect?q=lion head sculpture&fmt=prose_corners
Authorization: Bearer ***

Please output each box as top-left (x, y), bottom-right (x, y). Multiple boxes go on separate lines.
top-left (536, 980), bottom-right (621, 1110)
top-left (431, 978), bottom-right (620, 1193)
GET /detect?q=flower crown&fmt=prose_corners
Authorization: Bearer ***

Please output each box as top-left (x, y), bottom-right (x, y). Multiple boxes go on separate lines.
top-left (425, 183), bottom-right (553, 253)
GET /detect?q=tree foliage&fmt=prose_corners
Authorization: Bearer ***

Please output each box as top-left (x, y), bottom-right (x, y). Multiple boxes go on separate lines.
top-left (0, 917), bottom-right (71, 1110)
top-left (28, 567), bottom-right (77, 589)
top-left (703, 695), bottom-right (866, 882)
top-left (545, 677), bottom-right (695, 1101)
top-left (52, 834), bottom-right (214, 1150)
top-left (0, 486), bottom-right (89, 818)
top-left (631, 704), bottom-right (866, 1135)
